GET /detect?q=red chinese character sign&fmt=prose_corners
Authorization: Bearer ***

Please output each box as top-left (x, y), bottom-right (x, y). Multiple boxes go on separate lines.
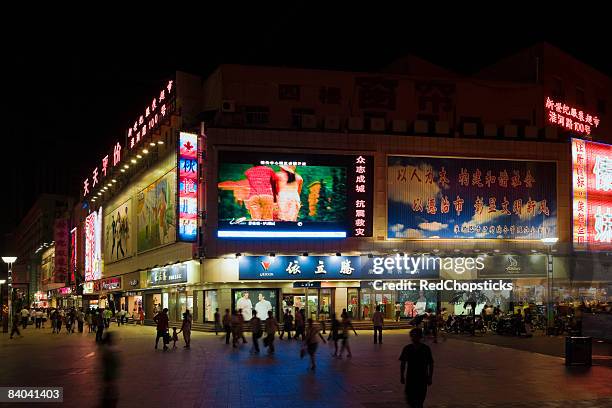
top-left (388, 156), bottom-right (557, 239)
top-left (70, 227), bottom-right (77, 284)
top-left (53, 218), bottom-right (69, 283)
top-left (572, 138), bottom-right (612, 251)
top-left (84, 207), bottom-right (103, 281)
top-left (81, 79), bottom-right (176, 198)
top-left (178, 132), bottom-right (199, 241)
top-left (546, 97), bottom-right (599, 137)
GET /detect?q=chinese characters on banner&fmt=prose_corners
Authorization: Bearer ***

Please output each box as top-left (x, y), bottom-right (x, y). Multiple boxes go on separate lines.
top-left (178, 132), bottom-right (198, 241)
top-left (53, 219), bottom-right (69, 283)
top-left (545, 97), bottom-right (600, 137)
top-left (572, 138), bottom-right (612, 250)
top-left (69, 227), bottom-right (77, 284)
top-left (82, 79), bottom-right (176, 197)
top-left (348, 155), bottom-right (373, 237)
top-left (387, 156), bottom-right (557, 239)
top-left (84, 207), bottom-right (103, 281)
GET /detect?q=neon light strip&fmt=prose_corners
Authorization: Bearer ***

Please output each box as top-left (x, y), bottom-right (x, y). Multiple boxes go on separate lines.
top-left (217, 231), bottom-right (346, 238)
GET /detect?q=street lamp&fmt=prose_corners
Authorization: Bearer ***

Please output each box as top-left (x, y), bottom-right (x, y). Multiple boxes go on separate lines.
top-left (540, 238), bottom-right (558, 334)
top-left (0, 279), bottom-right (5, 333)
top-left (2, 256), bottom-right (17, 333)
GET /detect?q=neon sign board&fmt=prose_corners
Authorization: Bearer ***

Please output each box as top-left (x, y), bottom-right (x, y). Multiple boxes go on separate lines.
top-left (53, 218), bottom-right (69, 283)
top-left (84, 207), bottom-right (103, 281)
top-left (82, 79), bottom-right (176, 198)
top-left (70, 227), bottom-right (77, 284)
top-left (178, 132), bottom-right (198, 241)
top-left (572, 138), bottom-right (612, 250)
top-left (546, 97), bottom-right (599, 137)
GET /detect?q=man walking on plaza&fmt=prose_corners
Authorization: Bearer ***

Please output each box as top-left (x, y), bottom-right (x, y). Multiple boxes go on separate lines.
top-left (20, 307), bottom-right (29, 329)
top-left (250, 310), bottom-right (262, 354)
top-left (264, 310), bottom-right (279, 354)
top-left (214, 308), bottom-right (221, 335)
top-left (154, 308), bottom-right (170, 351)
top-left (372, 305), bottom-right (384, 344)
top-left (399, 328), bottom-right (434, 408)
top-left (222, 309), bottom-right (231, 344)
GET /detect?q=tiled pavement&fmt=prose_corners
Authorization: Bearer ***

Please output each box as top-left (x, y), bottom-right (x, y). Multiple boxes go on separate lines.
top-left (1, 325), bottom-right (611, 407)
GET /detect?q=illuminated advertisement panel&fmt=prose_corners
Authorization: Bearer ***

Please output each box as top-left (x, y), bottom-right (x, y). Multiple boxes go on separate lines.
top-left (572, 138), bottom-right (612, 251)
top-left (136, 170), bottom-right (176, 252)
top-left (84, 207), bottom-right (102, 281)
top-left (217, 151), bottom-right (373, 238)
top-left (387, 156), bottom-right (557, 239)
top-left (53, 218), bottom-right (69, 283)
top-left (104, 199), bottom-right (133, 263)
top-left (70, 227), bottom-right (77, 283)
top-left (178, 132), bottom-right (198, 241)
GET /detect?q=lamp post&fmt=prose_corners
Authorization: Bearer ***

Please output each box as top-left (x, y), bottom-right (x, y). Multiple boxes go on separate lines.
top-left (2, 256), bottom-right (17, 333)
top-left (0, 279), bottom-right (5, 333)
top-left (540, 238), bottom-right (558, 334)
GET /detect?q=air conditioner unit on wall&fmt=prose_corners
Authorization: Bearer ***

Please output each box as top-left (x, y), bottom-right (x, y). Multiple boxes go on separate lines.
top-left (324, 116), bottom-right (341, 130)
top-left (369, 118), bottom-right (386, 132)
top-left (300, 114), bottom-right (317, 129)
top-left (221, 100), bottom-right (236, 113)
top-left (348, 117), bottom-right (364, 131)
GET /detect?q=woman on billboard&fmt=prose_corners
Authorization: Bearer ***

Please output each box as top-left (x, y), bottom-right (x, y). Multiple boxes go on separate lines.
top-left (275, 165), bottom-right (303, 222)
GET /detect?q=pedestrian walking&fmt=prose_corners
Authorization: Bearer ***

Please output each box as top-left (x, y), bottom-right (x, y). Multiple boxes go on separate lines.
top-left (303, 318), bottom-right (326, 370)
top-left (329, 313), bottom-right (340, 357)
top-left (100, 332), bottom-right (120, 408)
top-left (250, 310), bottom-right (262, 354)
top-left (51, 310), bottom-right (58, 333)
top-left (237, 309), bottom-right (248, 344)
top-left (42, 309), bottom-right (47, 328)
top-left (154, 308), bottom-right (170, 351)
top-left (77, 308), bottom-right (84, 333)
top-left (222, 309), bottom-right (231, 344)
top-left (231, 311), bottom-right (240, 348)
top-left (280, 309), bottom-right (293, 340)
top-left (103, 308), bottom-right (112, 328)
top-left (294, 307), bottom-right (304, 341)
top-left (372, 305), bottom-right (384, 344)
top-left (138, 307), bottom-right (145, 325)
top-left (395, 303), bottom-right (402, 322)
top-left (338, 314), bottom-right (358, 358)
top-left (96, 311), bottom-right (105, 343)
top-left (171, 327), bottom-right (180, 349)
top-left (399, 328), bottom-right (434, 408)
top-left (66, 312), bottom-right (74, 334)
top-left (87, 310), bottom-right (94, 333)
top-left (20, 307), bottom-right (29, 329)
top-left (263, 310), bottom-right (279, 354)
top-left (213, 308), bottom-right (221, 335)
top-left (10, 318), bottom-right (22, 339)
top-left (181, 310), bottom-right (192, 349)
top-left (56, 311), bottom-right (63, 334)
top-left (35, 308), bottom-right (43, 329)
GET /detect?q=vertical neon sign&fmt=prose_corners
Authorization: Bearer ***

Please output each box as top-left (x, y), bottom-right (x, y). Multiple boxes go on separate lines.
top-left (178, 132), bottom-right (198, 241)
top-left (70, 227), bottom-right (77, 284)
top-left (84, 207), bottom-right (103, 281)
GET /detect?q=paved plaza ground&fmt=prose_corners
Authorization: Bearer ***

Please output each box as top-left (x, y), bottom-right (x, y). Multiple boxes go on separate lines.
top-left (1, 324), bottom-right (611, 408)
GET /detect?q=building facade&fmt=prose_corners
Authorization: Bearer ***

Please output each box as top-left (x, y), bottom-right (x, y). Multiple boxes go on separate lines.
top-left (36, 43), bottom-right (611, 325)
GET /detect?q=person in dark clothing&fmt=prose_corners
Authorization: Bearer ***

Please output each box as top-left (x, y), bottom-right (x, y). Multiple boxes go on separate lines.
top-left (153, 308), bottom-right (170, 351)
top-left (10, 318), bottom-right (21, 339)
top-left (96, 311), bottom-right (105, 343)
top-left (222, 309), bottom-right (231, 345)
top-left (250, 310), bottom-right (262, 354)
top-left (280, 310), bottom-right (293, 340)
top-left (100, 332), bottom-right (120, 407)
top-left (399, 328), bottom-right (434, 408)
top-left (214, 308), bottom-right (221, 335)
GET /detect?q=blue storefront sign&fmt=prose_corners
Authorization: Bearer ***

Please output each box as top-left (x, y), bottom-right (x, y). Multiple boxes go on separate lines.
top-left (238, 255), bottom-right (440, 280)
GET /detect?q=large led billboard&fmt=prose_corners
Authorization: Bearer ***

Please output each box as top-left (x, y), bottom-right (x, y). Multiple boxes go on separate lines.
top-left (572, 138), bottom-right (612, 250)
top-left (104, 199), bottom-right (133, 263)
top-left (84, 207), bottom-right (102, 282)
top-left (217, 151), bottom-right (373, 238)
top-left (136, 169), bottom-right (177, 252)
top-left (388, 155), bottom-right (557, 239)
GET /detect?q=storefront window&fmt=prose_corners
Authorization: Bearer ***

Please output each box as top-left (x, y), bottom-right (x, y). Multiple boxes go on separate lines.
top-left (306, 288), bottom-right (318, 320)
top-left (320, 289), bottom-right (332, 320)
top-left (204, 290), bottom-right (217, 322)
top-left (347, 288), bottom-right (359, 319)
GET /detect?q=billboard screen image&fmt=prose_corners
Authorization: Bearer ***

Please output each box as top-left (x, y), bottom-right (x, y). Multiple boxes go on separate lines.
top-left (232, 288), bottom-right (278, 321)
top-left (136, 169), bottom-right (176, 252)
top-left (572, 138), bottom-right (612, 250)
top-left (178, 132), bottom-right (198, 242)
top-left (104, 199), bottom-right (133, 263)
top-left (217, 151), bottom-right (373, 238)
top-left (387, 155), bottom-right (557, 240)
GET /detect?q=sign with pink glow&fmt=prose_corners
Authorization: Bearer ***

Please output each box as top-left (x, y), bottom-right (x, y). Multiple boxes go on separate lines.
top-left (546, 97), bottom-right (599, 137)
top-left (81, 79), bottom-right (176, 198)
top-left (84, 207), bottom-right (102, 281)
top-left (178, 132), bottom-right (198, 241)
top-left (572, 138), bottom-right (612, 251)
top-left (53, 218), bottom-right (69, 283)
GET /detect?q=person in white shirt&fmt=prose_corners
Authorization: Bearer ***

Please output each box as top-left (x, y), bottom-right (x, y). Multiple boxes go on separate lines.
top-left (20, 308), bottom-right (30, 329)
top-left (372, 306), bottom-right (384, 344)
top-left (35, 309), bottom-right (43, 329)
top-left (236, 292), bottom-right (253, 321)
top-left (255, 293), bottom-right (272, 322)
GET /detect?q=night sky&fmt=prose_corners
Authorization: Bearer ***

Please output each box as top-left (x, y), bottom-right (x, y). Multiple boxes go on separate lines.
top-left (4, 4), bottom-right (611, 248)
